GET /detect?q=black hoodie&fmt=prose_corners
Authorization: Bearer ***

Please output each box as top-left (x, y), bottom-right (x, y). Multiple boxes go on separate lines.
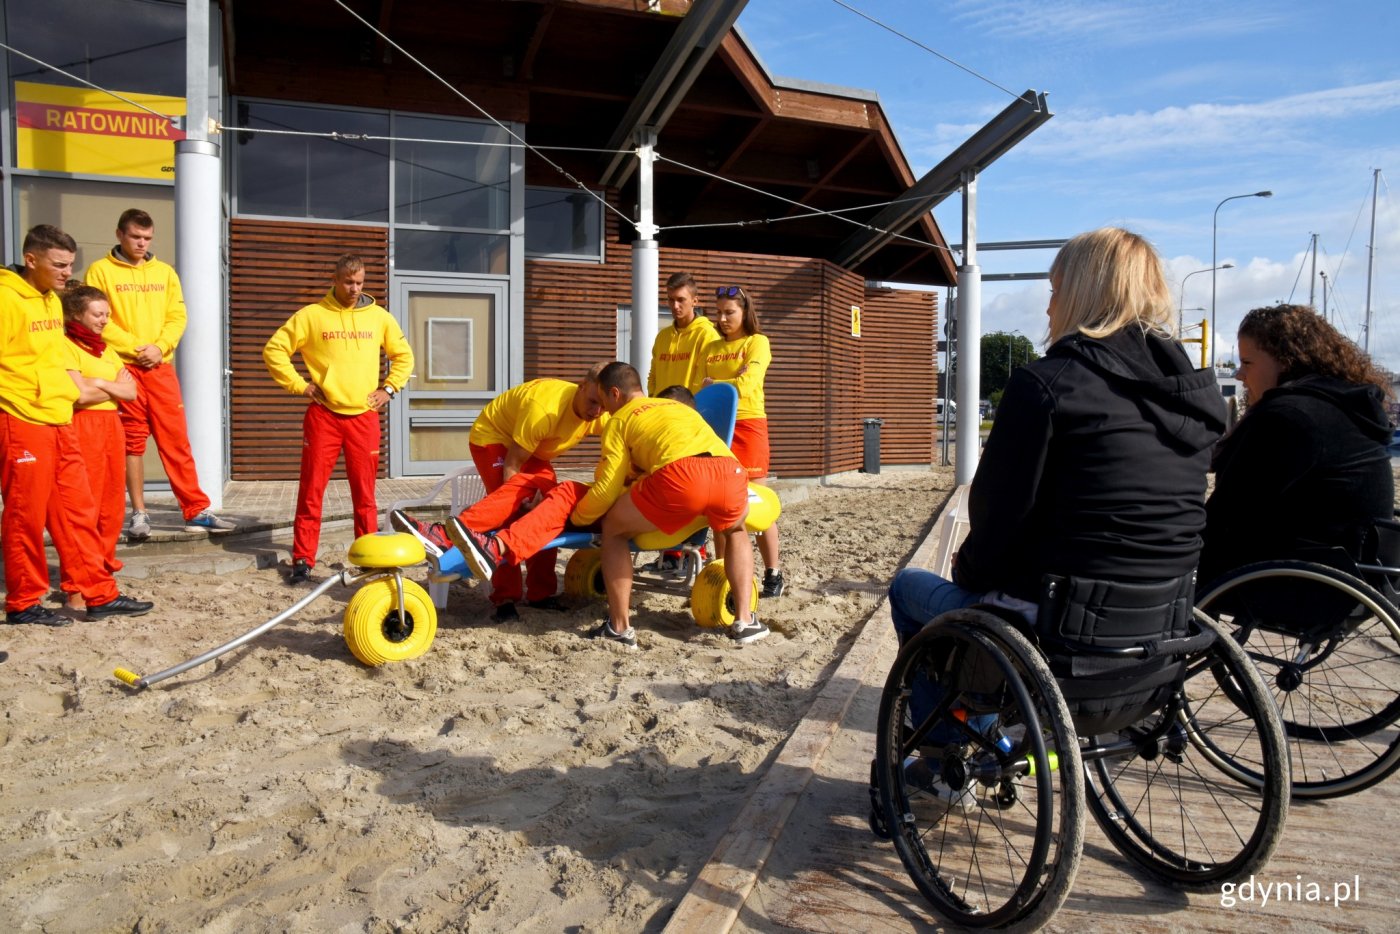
top-left (1198, 373), bottom-right (1394, 586)
top-left (956, 327), bottom-right (1227, 602)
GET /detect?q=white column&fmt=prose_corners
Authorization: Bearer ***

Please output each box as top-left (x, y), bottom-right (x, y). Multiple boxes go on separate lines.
top-left (630, 127), bottom-right (659, 383)
top-left (175, 1), bottom-right (225, 507)
top-left (956, 171), bottom-right (981, 485)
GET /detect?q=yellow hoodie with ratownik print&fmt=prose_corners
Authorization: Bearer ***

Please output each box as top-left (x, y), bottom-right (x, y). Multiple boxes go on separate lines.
top-left (0, 266), bottom-right (80, 425)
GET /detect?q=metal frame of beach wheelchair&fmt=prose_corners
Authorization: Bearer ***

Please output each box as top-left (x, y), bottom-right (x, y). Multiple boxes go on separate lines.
top-left (868, 572), bottom-right (1291, 930)
top-left (1193, 514), bottom-right (1400, 799)
top-left (387, 383), bottom-right (776, 630)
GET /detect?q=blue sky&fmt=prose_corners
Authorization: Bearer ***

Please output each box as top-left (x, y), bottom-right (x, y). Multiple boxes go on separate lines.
top-left (736, 0), bottom-right (1400, 371)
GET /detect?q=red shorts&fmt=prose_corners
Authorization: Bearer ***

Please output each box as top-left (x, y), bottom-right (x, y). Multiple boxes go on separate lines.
top-left (631, 455), bottom-right (748, 535)
top-left (730, 417), bottom-right (769, 480)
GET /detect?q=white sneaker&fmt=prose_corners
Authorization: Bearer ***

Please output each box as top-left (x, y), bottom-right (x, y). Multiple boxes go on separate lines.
top-left (128, 511), bottom-right (151, 540)
top-left (185, 510), bottom-right (237, 533)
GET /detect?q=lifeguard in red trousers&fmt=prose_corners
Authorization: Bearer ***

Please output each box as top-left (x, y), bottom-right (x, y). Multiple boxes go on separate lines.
top-left (1, 224), bottom-right (154, 626)
top-left (85, 208), bottom-right (236, 539)
top-left (648, 270), bottom-right (718, 396)
top-left (263, 253), bottom-right (414, 585)
top-left (392, 365), bottom-right (609, 622)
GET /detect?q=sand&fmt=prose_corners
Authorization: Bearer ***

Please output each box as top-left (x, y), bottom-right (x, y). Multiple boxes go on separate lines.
top-left (0, 468), bottom-right (955, 933)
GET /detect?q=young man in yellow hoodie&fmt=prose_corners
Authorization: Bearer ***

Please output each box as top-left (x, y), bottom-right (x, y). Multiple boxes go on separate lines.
top-left (1, 225), bottom-right (154, 625)
top-left (85, 208), bottom-right (234, 538)
top-left (263, 254), bottom-right (414, 584)
top-left (647, 271), bottom-right (717, 396)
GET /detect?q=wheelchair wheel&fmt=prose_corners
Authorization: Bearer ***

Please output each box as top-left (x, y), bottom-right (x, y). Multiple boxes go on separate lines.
top-left (689, 559), bottom-right (759, 628)
top-left (874, 609), bottom-right (1085, 929)
top-left (563, 548), bottom-right (606, 599)
top-left (1198, 561), bottom-right (1400, 799)
top-left (1083, 611), bottom-right (1289, 888)
top-left (343, 578), bottom-right (437, 666)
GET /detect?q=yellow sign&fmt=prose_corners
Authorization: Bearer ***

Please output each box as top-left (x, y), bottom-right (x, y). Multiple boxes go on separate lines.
top-left (851, 304), bottom-right (862, 338)
top-left (15, 81), bottom-right (185, 180)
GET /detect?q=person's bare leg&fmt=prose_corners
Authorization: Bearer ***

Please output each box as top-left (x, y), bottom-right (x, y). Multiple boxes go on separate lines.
top-left (125, 454), bottom-right (146, 512)
top-left (719, 525), bottom-right (754, 624)
top-left (599, 494), bottom-right (661, 634)
top-left (757, 523), bottom-right (780, 572)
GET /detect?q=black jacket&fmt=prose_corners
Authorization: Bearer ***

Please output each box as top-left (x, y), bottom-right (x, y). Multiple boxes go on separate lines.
top-left (956, 328), bottom-right (1226, 602)
top-left (1199, 374), bottom-right (1394, 586)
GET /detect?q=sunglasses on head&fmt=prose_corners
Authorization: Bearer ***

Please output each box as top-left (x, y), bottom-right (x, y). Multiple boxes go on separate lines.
top-left (715, 286), bottom-right (744, 298)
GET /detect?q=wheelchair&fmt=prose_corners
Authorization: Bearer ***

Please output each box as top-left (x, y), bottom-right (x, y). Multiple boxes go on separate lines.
top-left (1194, 521), bottom-right (1400, 799)
top-left (869, 573), bottom-right (1290, 929)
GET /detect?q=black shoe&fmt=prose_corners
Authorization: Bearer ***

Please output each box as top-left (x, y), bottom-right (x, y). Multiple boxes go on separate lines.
top-left (585, 618), bottom-right (637, 649)
top-left (6, 604), bottom-right (73, 627)
top-left (523, 595), bottom-right (566, 611)
top-left (86, 594), bottom-right (154, 621)
top-left (491, 602), bottom-right (520, 623)
top-left (761, 569), bottom-right (785, 599)
top-left (446, 518), bottom-right (504, 581)
top-left (287, 559), bottom-right (313, 585)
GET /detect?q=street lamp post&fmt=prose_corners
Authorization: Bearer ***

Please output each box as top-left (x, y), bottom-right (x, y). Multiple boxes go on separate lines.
top-left (1211, 190), bottom-right (1272, 366)
top-left (1179, 263), bottom-right (1233, 333)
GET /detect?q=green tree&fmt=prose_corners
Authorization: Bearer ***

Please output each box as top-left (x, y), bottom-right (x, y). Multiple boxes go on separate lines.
top-left (980, 331), bottom-right (1039, 399)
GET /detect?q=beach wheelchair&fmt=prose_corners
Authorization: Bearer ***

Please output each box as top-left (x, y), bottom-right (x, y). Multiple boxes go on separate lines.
top-left (869, 572), bottom-right (1290, 929)
top-left (1194, 518), bottom-right (1400, 799)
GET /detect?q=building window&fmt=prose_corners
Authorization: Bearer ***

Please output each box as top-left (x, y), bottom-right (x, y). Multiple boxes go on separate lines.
top-left (233, 100), bottom-right (388, 222)
top-left (6, 0), bottom-right (185, 98)
top-left (526, 187), bottom-right (603, 261)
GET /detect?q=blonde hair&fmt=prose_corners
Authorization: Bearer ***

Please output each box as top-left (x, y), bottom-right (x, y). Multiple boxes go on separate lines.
top-left (1047, 228), bottom-right (1173, 343)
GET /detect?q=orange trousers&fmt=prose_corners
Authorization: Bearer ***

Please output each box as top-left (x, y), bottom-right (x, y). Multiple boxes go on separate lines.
top-left (60, 409), bottom-right (126, 595)
top-left (121, 363), bottom-right (210, 520)
top-left (1, 412), bottom-right (119, 612)
top-left (293, 404), bottom-right (381, 566)
top-left (466, 443), bottom-right (560, 604)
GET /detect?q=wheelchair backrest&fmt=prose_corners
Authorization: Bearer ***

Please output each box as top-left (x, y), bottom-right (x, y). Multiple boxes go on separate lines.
top-left (694, 383), bottom-right (739, 447)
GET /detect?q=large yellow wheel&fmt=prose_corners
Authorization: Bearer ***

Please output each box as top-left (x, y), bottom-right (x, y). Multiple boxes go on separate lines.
top-left (343, 578), bottom-right (438, 666)
top-left (564, 548), bottom-right (607, 599)
top-left (690, 559), bottom-right (760, 628)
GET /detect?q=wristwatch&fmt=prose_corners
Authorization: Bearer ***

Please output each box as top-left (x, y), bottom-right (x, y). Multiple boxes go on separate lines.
top-left (382, 385), bottom-right (397, 397)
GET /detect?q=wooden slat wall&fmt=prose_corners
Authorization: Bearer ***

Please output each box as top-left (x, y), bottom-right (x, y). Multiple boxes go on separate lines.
top-left (229, 219), bottom-right (391, 480)
top-left (860, 287), bottom-right (938, 464)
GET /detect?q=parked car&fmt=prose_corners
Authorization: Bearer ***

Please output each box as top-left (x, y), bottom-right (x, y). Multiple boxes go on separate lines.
top-left (935, 399), bottom-right (957, 417)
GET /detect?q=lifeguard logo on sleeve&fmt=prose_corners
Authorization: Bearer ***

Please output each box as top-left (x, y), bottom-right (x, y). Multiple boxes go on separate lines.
top-left (15, 82), bottom-right (186, 180)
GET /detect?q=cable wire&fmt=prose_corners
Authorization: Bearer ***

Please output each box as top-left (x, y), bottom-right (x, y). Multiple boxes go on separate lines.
top-left (0, 41), bottom-right (177, 123)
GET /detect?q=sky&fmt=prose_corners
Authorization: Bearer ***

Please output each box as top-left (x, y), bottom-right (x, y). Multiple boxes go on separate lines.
top-left (736, 0), bottom-right (1400, 371)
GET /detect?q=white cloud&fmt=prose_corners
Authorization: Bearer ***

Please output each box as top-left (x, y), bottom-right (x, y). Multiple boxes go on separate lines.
top-left (945, 0), bottom-right (1291, 46)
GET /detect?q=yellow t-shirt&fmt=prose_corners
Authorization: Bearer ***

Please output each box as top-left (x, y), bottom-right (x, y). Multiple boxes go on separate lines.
top-left (469, 378), bottom-right (608, 461)
top-left (648, 314), bottom-right (719, 395)
top-left (571, 395), bottom-right (735, 526)
top-left (85, 250), bottom-right (187, 364)
top-left (62, 341), bottom-right (126, 413)
top-left (703, 332), bottom-right (770, 421)
top-left (263, 290), bottom-right (414, 416)
top-left (0, 268), bottom-right (80, 425)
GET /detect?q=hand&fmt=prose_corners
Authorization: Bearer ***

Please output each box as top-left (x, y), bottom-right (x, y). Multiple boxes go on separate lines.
top-left (368, 388), bottom-right (391, 410)
top-left (116, 368), bottom-right (134, 385)
top-left (303, 383), bottom-right (326, 404)
top-left (701, 377), bottom-right (714, 387)
top-left (134, 344), bottom-right (163, 368)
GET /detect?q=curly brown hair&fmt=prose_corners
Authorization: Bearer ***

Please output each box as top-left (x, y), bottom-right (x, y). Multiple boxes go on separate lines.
top-left (1237, 304), bottom-right (1390, 396)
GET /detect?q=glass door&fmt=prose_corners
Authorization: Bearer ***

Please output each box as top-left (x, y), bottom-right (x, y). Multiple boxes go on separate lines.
top-left (391, 276), bottom-right (509, 476)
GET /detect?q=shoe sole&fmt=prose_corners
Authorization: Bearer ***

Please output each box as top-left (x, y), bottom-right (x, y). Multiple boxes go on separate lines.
top-left (186, 525), bottom-right (236, 533)
top-left (390, 510), bottom-right (445, 559)
top-left (447, 518), bottom-right (497, 582)
top-left (87, 606), bottom-right (153, 621)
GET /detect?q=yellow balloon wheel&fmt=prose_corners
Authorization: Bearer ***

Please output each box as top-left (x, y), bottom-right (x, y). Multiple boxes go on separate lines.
top-left (564, 548), bottom-right (607, 599)
top-left (689, 559), bottom-right (760, 628)
top-left (343, 578), bottom-right (438, 666)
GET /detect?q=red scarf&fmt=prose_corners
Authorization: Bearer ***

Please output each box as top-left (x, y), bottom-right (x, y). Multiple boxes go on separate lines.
top-left (65, 320), bottom-right (106, 358)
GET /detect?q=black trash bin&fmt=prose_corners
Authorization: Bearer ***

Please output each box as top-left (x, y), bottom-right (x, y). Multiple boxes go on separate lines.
top-left (862, 418), bottom-right (884, 474)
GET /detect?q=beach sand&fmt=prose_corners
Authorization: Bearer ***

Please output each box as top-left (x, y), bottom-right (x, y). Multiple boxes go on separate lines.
top-left (0, 467), bottom-right (955, 932)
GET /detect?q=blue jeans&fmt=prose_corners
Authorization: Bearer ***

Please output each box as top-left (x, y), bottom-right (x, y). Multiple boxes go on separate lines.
top-left (888, 567), bottom-right (995, 745)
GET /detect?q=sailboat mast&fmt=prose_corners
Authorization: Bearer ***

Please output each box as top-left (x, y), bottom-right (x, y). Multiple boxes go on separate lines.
top-left (1309, 232), bottom-right (1317, 307)
top-left (1364, 168), bottom-right (1379, 353)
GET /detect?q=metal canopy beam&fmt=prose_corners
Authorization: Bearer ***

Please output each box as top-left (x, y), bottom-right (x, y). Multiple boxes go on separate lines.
top-left (597, 0), bottom-right (750, 190)
top-left (832, 90), bottom-right (1052, 269)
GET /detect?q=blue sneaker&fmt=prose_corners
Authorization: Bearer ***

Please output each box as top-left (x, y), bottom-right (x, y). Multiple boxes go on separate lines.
top-left (185, 510), bottom-right (236, 533)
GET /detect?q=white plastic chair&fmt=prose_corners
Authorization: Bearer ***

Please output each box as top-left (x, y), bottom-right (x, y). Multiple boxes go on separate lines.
top-left (385, 466), bottom-right (486, 607)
